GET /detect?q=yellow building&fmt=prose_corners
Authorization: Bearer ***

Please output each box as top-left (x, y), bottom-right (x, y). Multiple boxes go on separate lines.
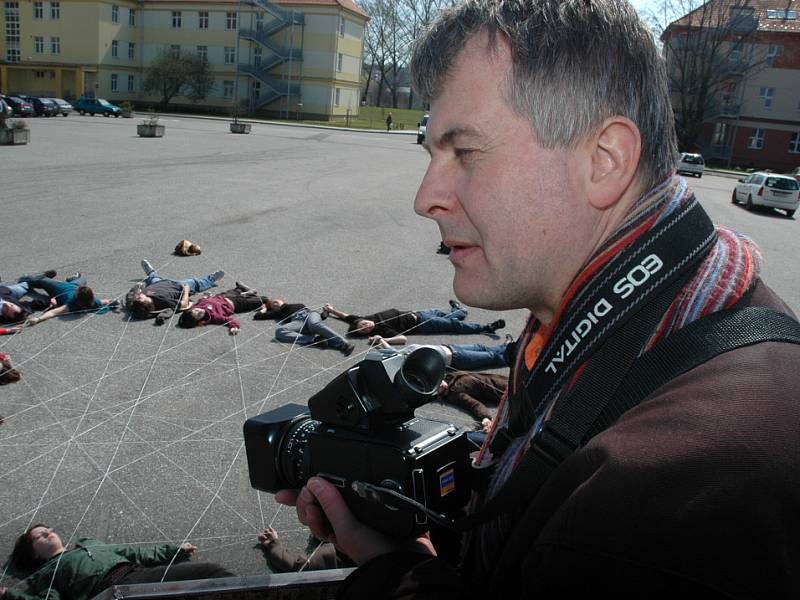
top-left (0, 0), bottom-right (367, 118)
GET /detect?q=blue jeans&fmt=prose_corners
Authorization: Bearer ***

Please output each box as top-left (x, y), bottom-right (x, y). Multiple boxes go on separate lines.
top-left (144, 272), bottom-right (216, 294)
top-left (275, 309), bottom-right (348, 349)
top-left (18, 274), bottom-right (85, 306)
top-left (448, 343), bottom-right (510, 370)
top-left (414, 308), bottom-right (485, 335)
top-left (0, 282), bottom-right (30, 299)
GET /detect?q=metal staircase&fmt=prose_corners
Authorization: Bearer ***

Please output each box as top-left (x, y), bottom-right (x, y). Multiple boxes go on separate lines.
top-left (237, 0), bottom-right (304, 110)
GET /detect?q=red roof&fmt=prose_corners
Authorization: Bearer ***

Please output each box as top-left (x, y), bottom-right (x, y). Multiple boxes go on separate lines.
top-left (666, 0), bottom-right (800, 34)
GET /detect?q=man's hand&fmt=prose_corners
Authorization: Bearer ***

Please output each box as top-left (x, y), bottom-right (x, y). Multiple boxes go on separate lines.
top-left (481, 418), bottom-right (493, 433)
top-left (323, 303), bottom-right (333, 312)
top-left (276, 476), bottom-right (436, 565)
top-left (26, 317), bottom-right (39, 326)
top-left (180, 543), bottom-right (197, 556)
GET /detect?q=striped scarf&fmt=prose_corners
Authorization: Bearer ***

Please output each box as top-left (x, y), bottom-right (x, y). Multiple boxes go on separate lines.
top-left (477, 175), bottom-right (762, 496)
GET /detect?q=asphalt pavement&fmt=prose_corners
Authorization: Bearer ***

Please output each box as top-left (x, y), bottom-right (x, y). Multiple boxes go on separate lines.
top-left (0, 114), bottom-right (797, 583)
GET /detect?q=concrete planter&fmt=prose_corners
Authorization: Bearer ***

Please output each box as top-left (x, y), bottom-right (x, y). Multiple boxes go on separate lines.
top-left (230, 122), bottom-right (251, 134)
top-left (137, 124), bottom-right (165, 137)
top-left (122, 111), bottom-right (133, 119)
top-left (0, 128), bottom-right (29, 145)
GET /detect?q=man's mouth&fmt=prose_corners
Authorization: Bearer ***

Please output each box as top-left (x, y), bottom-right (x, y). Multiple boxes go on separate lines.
top-left (444, 241), bottom-right (480, 264)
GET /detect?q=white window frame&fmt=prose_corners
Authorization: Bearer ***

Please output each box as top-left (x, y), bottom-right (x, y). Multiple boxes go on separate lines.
top-left (226, 11), bottom-right (237, 30)
top-left (112, 4), bottom-right (119, 23)
top-left (339, 16), bottom-right (345, 36)
top-left (50, 1), bottom-right (59, 19)
top-left (129, 8), bottom-right (135, 27)
top-left (128, 41), bottom-right (135, 60)
top-left (223, 80), bottom-right (234, 97)
top-left (224, 46), bottom-right (235, 64)
top-left (790, 132), bottom-right (800, 154)
top-left (172, 11), bottom-right (182, 28)
top-left (50, 36), bottom-right (60, 54)
top-left (111, 39), bottom-right (118, 58)
top-left (34, 36), bottom-right (44, 53)
top-left (111, 73), bottom-right (118, 92)
top-left (253, 46), bottom-right (262, 67)
top-left (337, 53), bottom-right (343, 72)
top-left (760, 86), bottom-right (775, 109)
top-left (198, 11), bottom-right (209, 29)
top-left (747, 128), bottom-right (764, 149)
top-left (334, 87), bottom-right (341, 106)
top-left (33, 1), bottom-right (43, 19)
top-left (196, 45), bottom-right (207, 61)
top-left (127, 74), bottom-right (134, 92)
top-left (766, 44), bottom-right (783, 67)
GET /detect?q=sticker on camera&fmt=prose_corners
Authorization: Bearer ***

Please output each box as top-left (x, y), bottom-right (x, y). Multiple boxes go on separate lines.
top-left (439, 468), bottom-right (456, 497)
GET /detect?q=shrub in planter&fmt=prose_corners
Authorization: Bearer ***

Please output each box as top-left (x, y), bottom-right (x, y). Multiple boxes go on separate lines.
top-left (137, 114), bottom-right (165, 137)
top-left (230, 121), bottom-right (251, 134)
top-left (120, 101), bottom-right (134, 118)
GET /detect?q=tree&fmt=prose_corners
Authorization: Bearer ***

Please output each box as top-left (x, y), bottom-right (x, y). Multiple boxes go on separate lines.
top-left (143, 49), bottom-right (215, 109)
top-left (655, 0), bottom-right (783, 152)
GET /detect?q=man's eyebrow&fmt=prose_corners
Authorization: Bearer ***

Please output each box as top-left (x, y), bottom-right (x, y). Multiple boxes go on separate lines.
top-left (438, 126), bottom-right (483, 146)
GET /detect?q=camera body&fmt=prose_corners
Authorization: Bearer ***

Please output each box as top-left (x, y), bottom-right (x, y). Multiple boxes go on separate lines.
top-left (244, 347), bottom-right (471, 537)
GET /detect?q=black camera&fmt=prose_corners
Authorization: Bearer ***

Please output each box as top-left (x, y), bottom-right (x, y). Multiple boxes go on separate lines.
top-left (243, 346), bottom-right (471, 537)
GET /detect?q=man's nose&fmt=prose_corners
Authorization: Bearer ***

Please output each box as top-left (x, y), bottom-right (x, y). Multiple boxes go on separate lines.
top-left (414, 162), bottom-right (456, 220)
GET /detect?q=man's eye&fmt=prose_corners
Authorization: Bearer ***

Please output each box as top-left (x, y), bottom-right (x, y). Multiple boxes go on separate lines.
top-left (454, 148), bottom-right (476, 159)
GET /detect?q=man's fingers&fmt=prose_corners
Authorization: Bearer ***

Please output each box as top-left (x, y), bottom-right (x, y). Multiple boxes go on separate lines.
top-left (306, 477), bottom-right (355, 533)
top-left (275, 489), bottom-right (298, 506)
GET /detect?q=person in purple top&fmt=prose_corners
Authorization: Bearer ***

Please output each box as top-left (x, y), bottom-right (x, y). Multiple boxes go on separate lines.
top-left (177, 287), bottom-right (267, 334)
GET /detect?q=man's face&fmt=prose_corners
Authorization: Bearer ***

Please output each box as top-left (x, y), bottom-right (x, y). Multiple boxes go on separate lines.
top-left (29, 526), bottom-right (63, 561)
top-left (414, 33), bottom-right (591, 317)
top-left (2, 303), bottom-right (22, 320)
top-left (268, 299), bottom-right (284, 311)
top-left (355, 319), bottom-right (375, 334)
top-left (188, 308), bottom-right (206, 321)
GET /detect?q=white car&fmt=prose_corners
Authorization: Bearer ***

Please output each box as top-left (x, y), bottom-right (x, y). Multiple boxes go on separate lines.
top-left (417, 114), bottom-right (429, 144)
top-left (677, 152), bottom-right (705, 178)
top-left (732, 171), bottom-right (799, 218)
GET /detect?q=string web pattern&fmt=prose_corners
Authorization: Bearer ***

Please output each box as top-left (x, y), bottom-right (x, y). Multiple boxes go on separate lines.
top-left (0, 268), bottom-right (500, 592)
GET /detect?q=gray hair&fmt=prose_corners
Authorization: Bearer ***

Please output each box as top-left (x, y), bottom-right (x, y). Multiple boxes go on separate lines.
top-left (410, 0), bottom-right (678, 190)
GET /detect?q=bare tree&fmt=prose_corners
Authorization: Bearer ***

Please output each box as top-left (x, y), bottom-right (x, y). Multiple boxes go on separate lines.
top-left (656, 0), bottom-right (782, 152)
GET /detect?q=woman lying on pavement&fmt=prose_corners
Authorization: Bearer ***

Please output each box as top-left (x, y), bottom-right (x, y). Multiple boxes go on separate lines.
top-left (254, 299), bottom-right (354, 356)
top-left (177, 286), bottom-right (267, 335)
top-left (0, 524), bottom-right (233, 600)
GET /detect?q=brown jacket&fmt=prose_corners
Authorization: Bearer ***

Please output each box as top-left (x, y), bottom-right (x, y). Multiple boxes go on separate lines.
top-left (442, 372), bottom-right (507, 422)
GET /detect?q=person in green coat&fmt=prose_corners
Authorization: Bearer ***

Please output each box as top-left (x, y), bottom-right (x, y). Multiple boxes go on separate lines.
top-left (0, 524), bottom-right (233, 600)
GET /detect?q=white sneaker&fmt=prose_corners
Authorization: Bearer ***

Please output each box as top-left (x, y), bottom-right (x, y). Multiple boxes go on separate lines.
top-left (141, 260), bottom-right (155, 276)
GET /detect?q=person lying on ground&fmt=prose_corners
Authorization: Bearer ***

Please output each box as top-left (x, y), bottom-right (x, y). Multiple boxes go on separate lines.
top-left (0, 271), bottom-right (57, 325)
top-left (369, 336), bottom-right (515, 371)
top-left (257, 527), bottom-right (353, 573)
top-left (438, 371), bottom-right (508, 433)
top-left (323, 299), bottom-right (505, 339)
top-left (21, 273), bottom-right (115, 326)
top-left (0, 524), bottom-right (233, 600)
top-left (126, 260), bottom-right (225, 323)
top-left (0, 353), bottom-right (21, 385)
top-left (177, 286), bottom-right (267, 335)
top-left (254, 299), bottom-right (354, 356)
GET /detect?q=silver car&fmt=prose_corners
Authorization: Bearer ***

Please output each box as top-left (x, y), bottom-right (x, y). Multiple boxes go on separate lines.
top-left (677, 153), bottom-right (705, 178)
top-left (732, 172), bottom-right (799, 218)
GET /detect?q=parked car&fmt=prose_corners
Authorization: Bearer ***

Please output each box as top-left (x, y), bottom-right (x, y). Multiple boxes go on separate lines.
top-left (73, 96), bottom-right (122, 117)
top-left (1, 95), bottom-right (34, 117)
top-left (27, 97), bottom-right (59, 117)
top-left (417, 114), bottom-right (429, 144)
top-left (677, 152), bottom-right (705, 178)
top-left (51, 98), bottom-right (73, 116)
top-left (732, 171), bottom-right (799, 218)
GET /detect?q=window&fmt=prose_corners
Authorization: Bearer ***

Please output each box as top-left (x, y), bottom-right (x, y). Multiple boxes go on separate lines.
top-left (34, 36), bottom-right (44, 53)
top-left (34, 70), bottom-right (46, 78)
top-left (34, 2), bottom-right (43, 19)
top-left (127, 74), bottom-right (135, 92)
top-left (252, 80), bottom-right (260, 99)
top-left (766, 44), bottom-right (783, 67)
top-left (170, 44), bottom-right (180, 57)
top-left (729, 41), bottom-right (743, 65)
top-left (50, 36), bottom-right (60, 53)
top-left (111, 40), bottom-right (118, 58)
top-left (129, 8), bottom-right (135, 26)
top-left (128, 41), bottom-right (135, 60)
top-left (111, 73), bottom-right (118, 92)
top-left (196, 45), bottom-right (207, 61)
top-left (335, 88), bottom-right (341, 106)
top-left (767, 9), bottom-right (797, 20)
top-left (337, 53), bottom-right (343, 72)
top-left (253, 46), bottom-right (262, 67)
top-left (198, 11), bottom-right (208, 29)
top-left (224, 46), bottom-right (235, 64)
top-left (760, 86), bottom-right (774, 109)
top-left (112, 4), bottom-right (118, 23)
top-left (223, 80), bottom-right (234, 97)
top-left (790, 132), bottom-right (800, 154)
top-left (226, 11), bottom-right (236, 30)
top-left (255, 12), bottom-right (263, 30)
top-left (50, 1), bottom-right (59, 19)
top-left (172, 11), bottom-right (182, 28)
top-left (747, 128), bottom-right (764, 149)
top-left (6, 48), bottom-right (20, 62)
top-left (5, 1), bottom-right (21, 62)
top-left (712, 122), bottom-right (729, 146)
top-left (339, 16), bottom-right (345, 36)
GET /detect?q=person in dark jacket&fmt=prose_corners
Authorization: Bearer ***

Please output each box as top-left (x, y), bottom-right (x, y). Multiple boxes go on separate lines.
top-left (439, 371), bottom-right (507, 432)
top-left (0, 524), bottom-right (233, 600)
top-left (254, 299), bottom-right (354, 356)
top-left (274, 1), bottom-right (800, 598)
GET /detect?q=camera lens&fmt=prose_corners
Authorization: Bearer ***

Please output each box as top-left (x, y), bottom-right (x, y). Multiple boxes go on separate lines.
top-left (397, 347), bottom-right (445, 395)
top-left (278, 417), bottom-right (321, 488)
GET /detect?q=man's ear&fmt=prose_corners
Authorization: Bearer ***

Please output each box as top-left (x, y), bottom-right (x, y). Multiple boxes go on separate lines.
top-left (586, 117), bottom-right (641, 210)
